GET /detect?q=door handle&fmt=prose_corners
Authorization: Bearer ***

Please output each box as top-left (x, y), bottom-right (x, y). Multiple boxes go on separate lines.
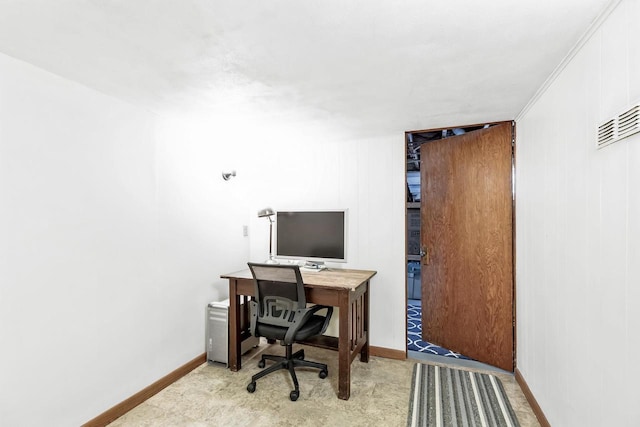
top-left (420, 247), bottom-right (430, 265)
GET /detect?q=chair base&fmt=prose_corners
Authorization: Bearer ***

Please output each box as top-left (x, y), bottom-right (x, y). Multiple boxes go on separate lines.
top-left (247, 346), bottom-right (328, 401)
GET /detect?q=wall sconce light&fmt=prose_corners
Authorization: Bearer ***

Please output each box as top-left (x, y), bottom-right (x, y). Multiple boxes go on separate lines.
top-left (222, 170), bottom-right (236, 181)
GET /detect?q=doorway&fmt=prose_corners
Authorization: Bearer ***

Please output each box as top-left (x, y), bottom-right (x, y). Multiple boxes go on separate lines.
top-left (405, 122), bottom-right (515, 371)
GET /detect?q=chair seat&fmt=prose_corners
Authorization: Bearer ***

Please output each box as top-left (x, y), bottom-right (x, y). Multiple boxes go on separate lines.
top-left (255, 314), bottom-right (326, 342)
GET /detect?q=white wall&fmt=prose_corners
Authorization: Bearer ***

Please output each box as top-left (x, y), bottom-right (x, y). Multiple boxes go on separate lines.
top-left (0, 51), bottom-right (407, 425)
top-left (241, 121), bottom-right (406, 343)
top-left (0, 54), bottom-right (248, 426)
top-left (515, 0), bottom-right (640, 425)
top-left (156, 109), bottom-right (408, 348)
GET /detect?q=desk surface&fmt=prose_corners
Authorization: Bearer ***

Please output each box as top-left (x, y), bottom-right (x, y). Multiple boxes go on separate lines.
top-left (221, 268), bottom-right (377, 291)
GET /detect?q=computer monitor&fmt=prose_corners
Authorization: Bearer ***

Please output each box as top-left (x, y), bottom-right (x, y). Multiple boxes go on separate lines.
top-left (275, 210), bottom-right (347, 265)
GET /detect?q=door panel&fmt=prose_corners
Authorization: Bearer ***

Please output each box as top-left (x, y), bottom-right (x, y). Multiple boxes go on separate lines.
top-left (420, 122), bottom-right (513, 371)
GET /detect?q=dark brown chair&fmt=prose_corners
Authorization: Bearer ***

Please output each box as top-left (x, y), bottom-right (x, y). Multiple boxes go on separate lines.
top-left (246, 262), bottom-right (333, 401)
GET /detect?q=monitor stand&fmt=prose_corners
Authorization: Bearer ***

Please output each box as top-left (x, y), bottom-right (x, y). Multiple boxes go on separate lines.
top-left (303, 261), bottom-right (326, 270)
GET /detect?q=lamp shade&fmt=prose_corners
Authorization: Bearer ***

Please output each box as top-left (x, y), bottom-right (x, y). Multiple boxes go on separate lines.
top-left (257, 207), bottom-right (275, 218)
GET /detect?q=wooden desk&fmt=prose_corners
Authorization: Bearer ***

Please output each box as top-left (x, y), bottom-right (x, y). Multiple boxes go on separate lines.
top-left (221, 268), bottom-right (376, 400)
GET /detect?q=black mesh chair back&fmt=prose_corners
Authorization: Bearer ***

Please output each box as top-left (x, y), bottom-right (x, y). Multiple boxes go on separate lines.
top-left (249, 264), bottom-right (306, 335)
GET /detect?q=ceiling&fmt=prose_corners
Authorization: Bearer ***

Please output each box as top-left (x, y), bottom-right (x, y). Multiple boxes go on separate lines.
top-left (0, 0), bottom-right (611, 135)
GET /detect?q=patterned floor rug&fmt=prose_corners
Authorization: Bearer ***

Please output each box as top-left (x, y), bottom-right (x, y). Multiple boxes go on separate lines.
top-left (407, 363), bottom-right (520, 427)
top-left (407, 303), bottom-right (470, 359)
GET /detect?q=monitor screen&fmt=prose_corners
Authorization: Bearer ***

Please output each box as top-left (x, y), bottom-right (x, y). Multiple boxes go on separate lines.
top-left (275, 210), bottom-right (347, 263)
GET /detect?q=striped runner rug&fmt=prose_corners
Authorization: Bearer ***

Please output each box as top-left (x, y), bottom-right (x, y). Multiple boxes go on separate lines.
top-left (407, 363), bottom-right (520, 427)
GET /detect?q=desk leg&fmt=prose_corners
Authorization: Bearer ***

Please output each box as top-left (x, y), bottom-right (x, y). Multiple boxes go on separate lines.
top-left (338, 290), bottom-right (351, 400)
top-left (360, 280), bottom-right (370, 363)
top-left (228, 279), bottom-right (241, 372)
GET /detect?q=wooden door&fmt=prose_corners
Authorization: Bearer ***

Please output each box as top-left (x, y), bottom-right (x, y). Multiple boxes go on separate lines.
top-left (420, 122), bottom-right (514, 371)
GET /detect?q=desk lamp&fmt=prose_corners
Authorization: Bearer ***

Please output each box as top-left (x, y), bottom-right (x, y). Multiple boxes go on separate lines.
top-left (257, 207), bottom-right (277, 264)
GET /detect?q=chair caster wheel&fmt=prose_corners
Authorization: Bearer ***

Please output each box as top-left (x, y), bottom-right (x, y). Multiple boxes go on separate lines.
top-left (289, 390), bottom-right (299, 401)
top-left (247, 382), bottom-right (256, 393)
top-left (258, 360), bottom-right (265, 368)
top-left (319, 369), bottom-right (328, 379)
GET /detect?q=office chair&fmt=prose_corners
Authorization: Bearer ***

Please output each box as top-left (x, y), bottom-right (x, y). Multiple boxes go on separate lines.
top-left (246, 262), bottom-right (333, 401)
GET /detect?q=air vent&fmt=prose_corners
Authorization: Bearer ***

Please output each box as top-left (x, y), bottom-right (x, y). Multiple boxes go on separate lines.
top-left (597, 119), bottom-right (615, 147)
top-left (618, 105), bottom-right (640, 139)
top-left (597, 103), bottom-right (640, 149)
